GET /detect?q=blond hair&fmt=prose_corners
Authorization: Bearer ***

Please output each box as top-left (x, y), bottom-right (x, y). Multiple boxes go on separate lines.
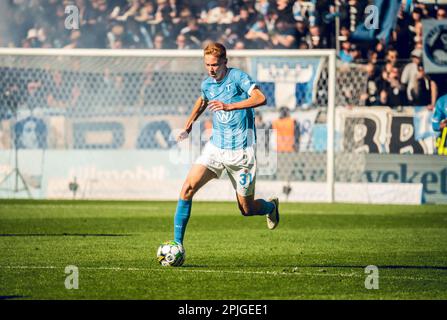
top-left (204, 42), bottom-right (227, 60)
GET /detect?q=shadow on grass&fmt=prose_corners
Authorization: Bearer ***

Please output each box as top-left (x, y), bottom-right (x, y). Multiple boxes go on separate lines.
top-left (179, 265), bottom-right (211, 268)
top-left (309, 265), bottom-right (447, 271)
top-left (178, 264), bottom-right (447, 271)
top-left (0, 233), bottom-right (132, 237)
top-left (0, 295), bottom-right (29, 300)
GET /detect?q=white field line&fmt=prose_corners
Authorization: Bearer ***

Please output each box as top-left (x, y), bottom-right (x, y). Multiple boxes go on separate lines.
top-left (0, 265), bottom-right (445, 282)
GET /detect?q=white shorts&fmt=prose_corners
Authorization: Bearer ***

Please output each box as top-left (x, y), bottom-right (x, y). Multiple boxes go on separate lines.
top-left (195, 142), bottom-right (256, 197)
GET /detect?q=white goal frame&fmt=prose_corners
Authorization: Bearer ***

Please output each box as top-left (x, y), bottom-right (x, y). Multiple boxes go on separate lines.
top-left (0, 48), bottom-right (337, 202)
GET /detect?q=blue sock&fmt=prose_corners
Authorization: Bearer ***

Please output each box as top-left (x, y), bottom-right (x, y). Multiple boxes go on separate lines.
top-left (257, 199), bottom-right (275, 215)
top-left (174, 199), bottom-right (192, 244)
top-left (244, 199), bottom-right (274, 216)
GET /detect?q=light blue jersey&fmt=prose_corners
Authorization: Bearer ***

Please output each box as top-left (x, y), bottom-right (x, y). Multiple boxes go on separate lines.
top-left (432, 94), bottom-right (447, 133)
top-left (201, 68), bottom-right (257, 150)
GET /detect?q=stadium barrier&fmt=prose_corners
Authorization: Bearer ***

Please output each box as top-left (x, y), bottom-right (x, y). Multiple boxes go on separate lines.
top-left (0, 148), bottom-right (432, 204)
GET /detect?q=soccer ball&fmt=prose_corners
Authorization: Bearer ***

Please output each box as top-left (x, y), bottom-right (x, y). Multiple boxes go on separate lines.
top-left (157, 240), bottom-right (185, 267)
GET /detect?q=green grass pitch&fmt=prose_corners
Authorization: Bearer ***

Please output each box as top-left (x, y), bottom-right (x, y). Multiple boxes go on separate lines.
top-left (0, 200), bottom-right (446, 300)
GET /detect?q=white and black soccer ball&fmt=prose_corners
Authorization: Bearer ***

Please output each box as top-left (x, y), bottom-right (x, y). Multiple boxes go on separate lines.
top-left (156, 240), bottom-right (185, 267)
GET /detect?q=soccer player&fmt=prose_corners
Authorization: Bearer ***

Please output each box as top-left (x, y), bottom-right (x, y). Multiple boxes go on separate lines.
top-left (432, 93), bottom-right (447, 132)
top-left (432, 93), bottom-right (447, 153)
top-left (173, 42), bottom-right (279, 246)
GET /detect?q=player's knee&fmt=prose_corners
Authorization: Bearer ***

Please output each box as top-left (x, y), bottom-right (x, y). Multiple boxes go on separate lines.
top-left (180, 181), bottom-right (198, 200)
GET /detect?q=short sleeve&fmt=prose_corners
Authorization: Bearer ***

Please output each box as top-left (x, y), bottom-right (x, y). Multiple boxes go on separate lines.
top-left (234, 69), bottom-right (256, 96)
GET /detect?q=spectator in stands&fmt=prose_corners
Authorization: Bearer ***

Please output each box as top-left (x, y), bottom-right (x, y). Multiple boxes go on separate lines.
top-left (292, 0), bottom-right (311, 21)
top-left (243, 0), bottom-right (259, 18)
top-left (101, 67), bottom-right (115, 102)
top-left (401, 48), bottom-right (423, 105)
top-left (393, 6), bottom-right (412, 60)
top-left (143, 52), bottom-right (170, 109)
top-left (111, 0), bottom-right (138, 22)
top-left (176, 33), bottom-right (194, 49)
top-left (272, 0), bottom-right (295, 25)
top-left (1, 0), bottom-right (446, 108)
top-left (25, 79), bottom-right (46, 111)
top-left (367, 49), bottom-right (378, 65)
top-left (245, 17), bottom-right (270, 49)
top-left (409, 7), bottom-right (424, 49)
top-left (305, 25), bottom-right (327, 49)
top-left (377, 68), bottom-right (390, 94)
top-left (0, 70), bottom-right (21, 115)
top-left (436, 8), bottom-right (447, 20)
top-left (109, 74), bottom-right (129, 107)
top-left (360, 63), bottom-right (381, 106)
top-left (255, 0), bottom-right (270, 17)
top-left (153, 33), bottom-right (166, 49)
top-left (172, 7), bottom-right (194, 35)
top-left (180, 18), bottom-right (204, 48)
top-left (380, 67), bottom-right (407, 108)
top-left (409, 7), bottom-right (423, 35)
top-left (375, 41), bottom-right (386, 61)
top-left (150, 0), bottom-right (176, 44)
top-left (298, 40), bottom-right (309, 49)
top-left (339, 41), bottom-right (354, 63)
top-left (271, 20), bottom-right (298, 49)
top-left (339, 26), bottom-right (350, 43)
top-left (134, 1), bottom-right (157, 23)
top-left (385, 48), bottom-right (400, 69)
top-left (410, 64), bottom-right (438, 110)
top-left (169, 0), bottom-right (181, 20)
top-left (46, 71), bottom-right (78, 109)
top-left (91, 0), bottom-right (111, 48)
top-left (23, 26), bottom-right (38, 47)
top-left (272, 107), bottom-right (299, 153)
top-left (154, 0), bottom-right (173, 24)
top-left (350, 44), bottom-right (362, 63)
top-left (202, 0), bottom-right (234, 25)
top-left (233, 40), bottom-right (246, 50)
top-left (107, 23), bottom-right (125, 49)
top-left (231, 6), bottom-right (254, 39)
top-left (294, 16), bottom-right (307, 44)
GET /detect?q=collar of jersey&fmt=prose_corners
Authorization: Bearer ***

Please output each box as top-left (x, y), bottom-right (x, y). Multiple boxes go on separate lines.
top-left (212, 67), bottom-right (231, 83)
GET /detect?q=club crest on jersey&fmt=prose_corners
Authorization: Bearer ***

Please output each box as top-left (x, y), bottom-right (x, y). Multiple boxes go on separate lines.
top-left (226, 83), bottom-right (233, 92)
top-left (215, 110), bottom-right (233, 123)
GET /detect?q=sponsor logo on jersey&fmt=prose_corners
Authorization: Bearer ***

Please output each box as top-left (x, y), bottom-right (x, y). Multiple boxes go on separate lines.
top-left (215, 110), bottom-right (234, 123)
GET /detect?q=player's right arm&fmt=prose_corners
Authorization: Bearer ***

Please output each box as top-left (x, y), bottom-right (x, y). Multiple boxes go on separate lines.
top-left (177, 96), bottom-right (208, 142)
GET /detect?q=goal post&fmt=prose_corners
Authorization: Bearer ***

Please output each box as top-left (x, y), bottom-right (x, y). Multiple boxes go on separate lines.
top-left (0, 48), bottom-right (337, 202)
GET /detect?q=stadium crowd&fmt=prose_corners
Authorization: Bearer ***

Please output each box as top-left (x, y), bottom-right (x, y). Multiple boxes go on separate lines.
top-left (1, 0), bottom-right (447, 111)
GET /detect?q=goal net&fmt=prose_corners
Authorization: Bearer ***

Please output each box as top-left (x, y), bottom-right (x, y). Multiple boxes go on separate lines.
top-left (0, 48), bottom-right (379, 202)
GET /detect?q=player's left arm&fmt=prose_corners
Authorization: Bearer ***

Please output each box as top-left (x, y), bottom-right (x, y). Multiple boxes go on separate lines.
top-left (208, 86), bottom-right (266, 111)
